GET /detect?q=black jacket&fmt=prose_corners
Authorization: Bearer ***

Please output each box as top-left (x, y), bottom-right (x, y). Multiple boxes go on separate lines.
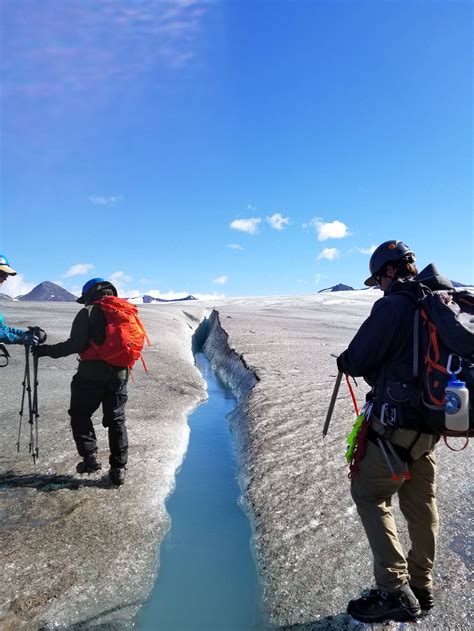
top-left (38, 282), bottom-right (127, 382)
top-left (338, 264), bottom-right (453, 430)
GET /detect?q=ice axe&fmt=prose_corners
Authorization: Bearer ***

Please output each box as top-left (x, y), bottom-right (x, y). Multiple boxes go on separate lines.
top-left (323, 371), bottom-right (343, 437)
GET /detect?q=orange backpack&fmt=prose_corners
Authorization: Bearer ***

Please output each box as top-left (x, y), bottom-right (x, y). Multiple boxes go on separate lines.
top-left (80, 296), bottom-right (150, 370)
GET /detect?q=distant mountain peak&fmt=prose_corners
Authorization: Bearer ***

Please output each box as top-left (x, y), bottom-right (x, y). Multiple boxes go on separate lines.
top-left (19, 281), bottom-right (77, 302)
top-left (142, 294), bottom-right (197, 304)
top-left (318, 283), bottom-right (354, 293)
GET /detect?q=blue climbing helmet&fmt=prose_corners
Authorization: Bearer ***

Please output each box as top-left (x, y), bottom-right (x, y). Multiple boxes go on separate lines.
top-left (77, 277), bottom-right (106, 303)
top-left (0, 254), bottom-right (17, 276)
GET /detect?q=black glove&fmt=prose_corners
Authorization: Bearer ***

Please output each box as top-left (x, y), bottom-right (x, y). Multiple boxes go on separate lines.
top-left (31, 344), bottom-right (49, 358)
top-left (336, 353), bottom-right (345, 373)
top-left (22, 327), bottom-right (47, 346)
top-left (28, 326), bottom-right (47, 344)
top-left (21, 332), bottom-right (39, 346)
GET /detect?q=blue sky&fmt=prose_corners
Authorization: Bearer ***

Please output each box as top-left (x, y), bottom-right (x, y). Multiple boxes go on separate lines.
top-left (1, 0), bottom-right (472, 298)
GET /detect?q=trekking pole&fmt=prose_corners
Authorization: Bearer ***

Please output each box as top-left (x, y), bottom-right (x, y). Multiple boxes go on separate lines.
top-left (323, 371), bottom-right (343, 437)
top-left (32, 353), bottom-right (40, 463)
top-left (17, 346), bottom-right (30, 452)
top-left (24, 348), bottom-right (36, 459)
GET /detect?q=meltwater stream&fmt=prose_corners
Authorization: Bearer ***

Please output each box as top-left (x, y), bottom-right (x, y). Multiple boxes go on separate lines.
top-left (138, 353), bottom-right (266, 631)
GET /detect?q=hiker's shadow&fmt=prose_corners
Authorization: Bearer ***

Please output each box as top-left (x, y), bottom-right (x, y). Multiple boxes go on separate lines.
top-left (0, 470), bottom-right (113, 491)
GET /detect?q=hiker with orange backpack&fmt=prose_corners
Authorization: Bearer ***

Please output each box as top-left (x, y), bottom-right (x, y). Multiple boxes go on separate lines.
top-left (335, 241), bottom-right (467, 624)
top-left (33, 277), bottom-right (148, 486)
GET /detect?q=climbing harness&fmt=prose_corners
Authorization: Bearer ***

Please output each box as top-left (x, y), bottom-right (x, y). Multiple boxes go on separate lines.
top-left (18, 347), bottom-right (40, 463)
top-left (325, 367), bottom-right (409, 481)
top-left (0, 343), bottom-right (10, 368)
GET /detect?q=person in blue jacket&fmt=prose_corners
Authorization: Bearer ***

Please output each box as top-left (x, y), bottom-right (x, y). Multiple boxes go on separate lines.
top-left (0, 254), bottom-right (45, 345)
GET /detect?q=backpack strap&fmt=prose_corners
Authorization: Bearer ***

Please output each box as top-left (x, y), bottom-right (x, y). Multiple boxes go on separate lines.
top-left (413, 308), bottom-right (420, 377)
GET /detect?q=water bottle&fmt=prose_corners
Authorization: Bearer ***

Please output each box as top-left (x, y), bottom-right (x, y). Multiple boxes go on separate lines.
top-left (445, 373), bottom-right (470, 432)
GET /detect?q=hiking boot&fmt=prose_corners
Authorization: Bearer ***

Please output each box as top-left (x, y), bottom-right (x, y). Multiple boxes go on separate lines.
top-left (76, 452), bottom-right (102, 475)
top-left (411, 585), bottom-right (434, 610)
top-left (347, 586), bottom-right (421, 623)
top-left (109, 467), bottom-right (126, 486)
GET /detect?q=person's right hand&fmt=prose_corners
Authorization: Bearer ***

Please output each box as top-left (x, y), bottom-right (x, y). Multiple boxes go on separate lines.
top-left (22, 327), bottom-right (47, 347)
top-left (28, 326), bottom-right (47, 343)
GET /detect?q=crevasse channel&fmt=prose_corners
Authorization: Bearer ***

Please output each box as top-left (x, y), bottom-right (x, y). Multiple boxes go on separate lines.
top-left (138, 311), bottom-right (266, 630)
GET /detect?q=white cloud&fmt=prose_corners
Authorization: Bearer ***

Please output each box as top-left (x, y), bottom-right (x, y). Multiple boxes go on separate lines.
top-left (267, 212), bottom-right (289, 230)
top-left (89, 195), bottom-right (124, 206)
top-left (109, 271), bottom-right (135, 297)
top-left (4, 2), bottom-right (208, 108)
top-left (125, 289), bottom-right (141, 299)
top-left (227, 243), bottom-right (244, 250)
top-left (317, 248), bottom-right (340, 261)
top-left (357, 245), bottom-right (377, 255)
top-left (314, 273), bottom-right (327, 285)
top-left (63, 263), bottom-right (95, 277)
top-left (306, 218), bottom-right (350, 241)
top-left (212, 275), bottom-right (228, 285)
top-left (110, 271), bottom-right (132, 284)
top-left (229, 217), bottom-right (261, 234)
top-left (0, 274), bottom-right (35, 299)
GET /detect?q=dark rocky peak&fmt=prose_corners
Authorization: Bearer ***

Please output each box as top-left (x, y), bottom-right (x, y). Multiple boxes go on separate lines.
top-left (318, 283), bottom-right (354, 293)
top-left (18, 281), bottom-right (77, 302)
top-left (143, 294), bottom-right (197, 303)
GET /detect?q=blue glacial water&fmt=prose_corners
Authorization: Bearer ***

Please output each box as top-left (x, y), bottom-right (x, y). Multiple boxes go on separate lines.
top-left (138, 353), bottom-right (267, 631)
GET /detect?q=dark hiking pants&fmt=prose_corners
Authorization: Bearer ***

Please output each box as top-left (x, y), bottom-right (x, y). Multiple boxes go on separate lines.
top-left (68, 374), bottom-right (128, 468)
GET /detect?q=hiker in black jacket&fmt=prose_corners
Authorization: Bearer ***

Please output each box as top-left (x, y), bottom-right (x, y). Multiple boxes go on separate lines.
top-left (337, 241), bottom-right (452, 624)
top-left (33, 278), bottom-right (128, 486)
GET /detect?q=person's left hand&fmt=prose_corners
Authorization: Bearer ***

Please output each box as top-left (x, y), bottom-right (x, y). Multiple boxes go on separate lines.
top-left (31, 344), bottom-right (49, 357)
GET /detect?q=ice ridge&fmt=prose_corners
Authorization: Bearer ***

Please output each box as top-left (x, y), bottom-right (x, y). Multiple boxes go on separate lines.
top-left (199, 309), bottom-right (259, 398)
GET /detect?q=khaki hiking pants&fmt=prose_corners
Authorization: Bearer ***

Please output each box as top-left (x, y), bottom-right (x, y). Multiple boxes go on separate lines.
top-left (351, 429), bottom-right (439, 592)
